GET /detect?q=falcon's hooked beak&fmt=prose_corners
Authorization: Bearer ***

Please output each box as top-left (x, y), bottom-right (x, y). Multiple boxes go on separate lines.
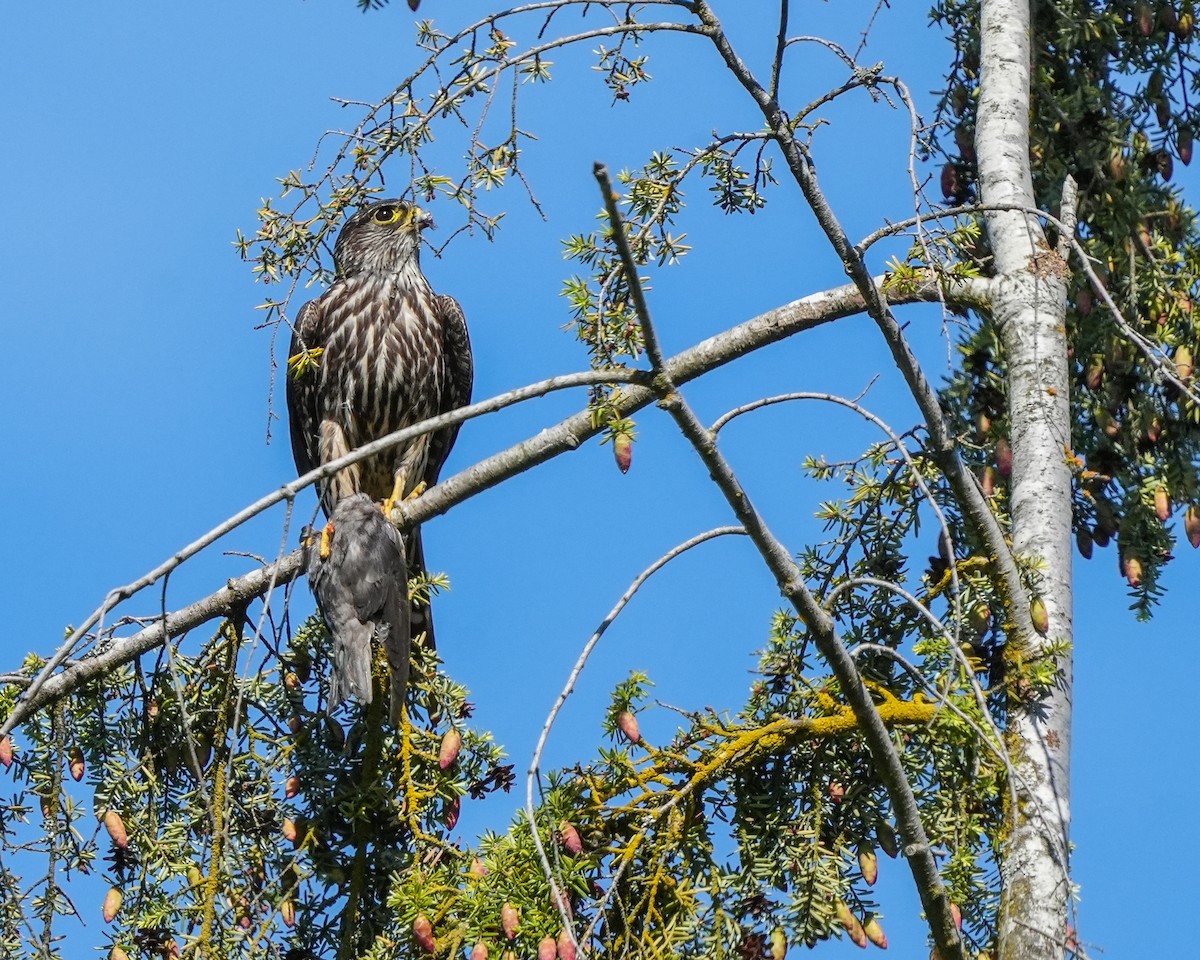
top-left (416, 207), bottom-right (435, 231)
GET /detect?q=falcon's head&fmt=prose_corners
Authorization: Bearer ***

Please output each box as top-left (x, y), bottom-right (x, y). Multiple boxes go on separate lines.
top-left (333, 198), bottom-right (434, 277)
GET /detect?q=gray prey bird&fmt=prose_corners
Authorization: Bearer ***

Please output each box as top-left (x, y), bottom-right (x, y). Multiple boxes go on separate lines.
top-left (287, 197), bottom-right (473, 657)
top-left (304, 493), bottom-right (409, 720)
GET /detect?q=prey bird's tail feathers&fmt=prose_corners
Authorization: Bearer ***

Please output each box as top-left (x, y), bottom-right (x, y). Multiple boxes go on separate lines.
top-left (303, 493), bottom-right (409, 722)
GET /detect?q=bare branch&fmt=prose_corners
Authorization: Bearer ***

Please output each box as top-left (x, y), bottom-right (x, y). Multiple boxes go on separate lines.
top-left (525, 525), bottom-right (747, 946)
top-left (693, 4), bottom-right (970, 955)
top-left (594, 121), bottom-right (966, 958)
top-left (2, 274), bottom-right (967, 735)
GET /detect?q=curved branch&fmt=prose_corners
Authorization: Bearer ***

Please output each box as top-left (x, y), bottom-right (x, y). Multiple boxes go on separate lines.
top-left (694, 3), bottom-right (972, 956)
top-left (525, 525), bottom-right (747, 945)
top-left (1, 275), bottom-right (965, 735)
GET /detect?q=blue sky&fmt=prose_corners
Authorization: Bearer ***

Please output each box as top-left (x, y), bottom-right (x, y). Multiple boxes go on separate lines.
top-left (0, 1), bottom-right (1192, 956)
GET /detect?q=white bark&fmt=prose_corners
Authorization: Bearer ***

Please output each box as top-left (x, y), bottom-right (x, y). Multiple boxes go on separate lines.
top-left (978, 2), bottom-right (1073, 957)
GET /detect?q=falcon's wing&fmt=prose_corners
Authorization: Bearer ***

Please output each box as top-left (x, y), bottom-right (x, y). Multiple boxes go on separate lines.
top-left (423, 293), bottom-right (474, 488)
top-left (286, 297), bottom-right (326, 481)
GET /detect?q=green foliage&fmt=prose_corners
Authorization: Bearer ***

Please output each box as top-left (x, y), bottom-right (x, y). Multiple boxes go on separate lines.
top-left (17, 1), bottom-right (1199, 957)
top-left (0, 429), bottom-right (1026, 958)
top-left (0, 615), bottom-right (512, 960)
top-left (932, 0), bottom-right (1200, 617)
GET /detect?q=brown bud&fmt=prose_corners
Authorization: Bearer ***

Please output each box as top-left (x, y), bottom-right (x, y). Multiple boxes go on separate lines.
top-left (876, 820), bottom-right (898, 858)
top-left (104, 810), bottom-right (128, 849)
top-left (558, 820), bottom-right (583, 855)
top-left (769, 927), bottom-right (788, 960)
top-left (837, 901), bottom-right (867, 948)
top-left (1124, 555), bottom-right (1143, 587)
top-left (1137, 0), bottom-right (1155, 36)
top-left (864, 915), bottom-right (888, 949)
top-left (950, 902), bottom-right (963, 930)
top-left (538, 936), bottom-right (557, 960)
top-left (1186, 505), bottom-right (1200, 548)
top-left (439, 729), bottom-right (463, 769)
top-left (1095, 498), bottom-right (1119, 538)
top-left (829, 781), bottom-right (845, 805)
top-left (858, 849), bottom-right (878, 886)
top-left (282, 817), bottom-right (300, 846)
top-left (288, 714), bottom-right (303, 735)
top-left (1158, 149), bottom-right (1175, 180)
top-left (1179, 8), bottom-right (1196, 40)
top-left (1176, 344), bottom-right (1194, 382)
top-left (1085, 356), bottom-right (1104, 391)
top-left (995, 437), bottom-right (1012, 478)
top-left (950, 84), bottom-right (969, 117)
top-left (69, 746), bottom-right (85, 782)
top-left (413, 915), bottom-right (436, 954)
top-left (292, 649), bottom-right (312, 683)
top-left (0, 736), bottom-right (12, 770)
top-left (1155, 486), bottom-right (1172, 521)
top-left (471, 944), bottom-right (489, 960)
top-left (111, 946), bottom-right (130, 960)
top-left (445, 796), bottom-right (461, 830)
top-left (1075, 287), bottom-right (1093, 316)
top-left (557, 929), bottom-right (578, 960)
top-left (285, 775), bottom-right (301, 799)
top-left (613, 432), bottom-right (633, 474)
top-left (102, 886), bottom-right (122, 923)
top-left (1180, 128), bottom-right (1194, 166)
top-left (284, 671), bottom-right (301, 690)
top-left (281, 898), bottom-right (296, 928)
top-left (980, 466), bottom-right (996, 498)
top-left (501, 902), bottom-right (520, 941)
top-left (616, 710), bottom-right (641, 744)
top-left (940, 163), bottom-right (960, 200)
top-left (1030, 596), bottom-right (1050, 635)
top-left (1076, 526), bottom-right (1094, 560)
top-left (953, 125), bottom-right (975, 162)
top-left (468, 857), bottom-right (488, 879)
top-left (1108, 149), bottom-right (1128, 181)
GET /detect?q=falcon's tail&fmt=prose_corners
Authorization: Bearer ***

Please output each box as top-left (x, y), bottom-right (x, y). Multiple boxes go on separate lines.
top-left (382, 583), bottom-right (411, 726)
top-left (407, 526), bottom-right (437, 652)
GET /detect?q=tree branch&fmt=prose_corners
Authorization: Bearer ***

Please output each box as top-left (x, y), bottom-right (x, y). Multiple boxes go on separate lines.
top-left (594, 146), bottom-right (966, 960)
top-left (1, 274), bottom-right (970, 736)
top-left (525, 525), bottom-right (747, 946)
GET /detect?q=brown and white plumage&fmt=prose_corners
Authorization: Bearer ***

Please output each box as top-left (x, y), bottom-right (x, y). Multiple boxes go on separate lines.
top-left (304, 494), bottom-right (408, 719)
top-left (288, 198), bottom-right (473, 659)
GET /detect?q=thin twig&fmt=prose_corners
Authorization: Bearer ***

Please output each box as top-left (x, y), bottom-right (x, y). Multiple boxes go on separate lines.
top-left (2, 275), bottom-right (975, 734)
top-left (596, 109), bottom-right (965, 957)
top-left (525, 525), bottom-right (747, 945)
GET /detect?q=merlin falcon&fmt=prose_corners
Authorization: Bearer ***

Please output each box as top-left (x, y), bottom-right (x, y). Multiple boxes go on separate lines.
top-left (288, 198), bottom-right (473, 705)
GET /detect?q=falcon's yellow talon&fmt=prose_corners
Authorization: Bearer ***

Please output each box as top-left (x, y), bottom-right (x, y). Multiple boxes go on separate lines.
top-left (404, 481), bottom-right (427, 502)
top-left (319, 522), bottom-right (335, 560)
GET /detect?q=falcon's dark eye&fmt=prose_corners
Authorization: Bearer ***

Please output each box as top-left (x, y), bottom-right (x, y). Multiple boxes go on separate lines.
top-left (371, 205), bottom-right (408, 225)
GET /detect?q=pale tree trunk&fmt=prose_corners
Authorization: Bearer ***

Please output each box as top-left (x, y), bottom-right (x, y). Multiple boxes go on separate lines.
top-left (977, 1), bottom-right (1074, 957)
